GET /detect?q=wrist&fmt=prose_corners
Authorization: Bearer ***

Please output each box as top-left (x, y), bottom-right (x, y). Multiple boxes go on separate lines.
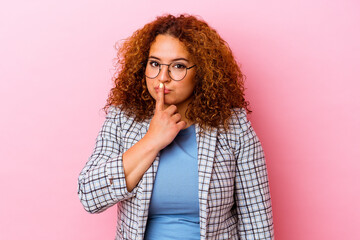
top-left (141, 133), bottom-right (163, 153)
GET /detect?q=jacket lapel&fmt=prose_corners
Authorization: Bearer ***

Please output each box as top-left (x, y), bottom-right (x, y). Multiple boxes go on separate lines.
top-left (136, 119), bottom-right (160, 238)
top-left (195, 124), bottom-right (218, 239)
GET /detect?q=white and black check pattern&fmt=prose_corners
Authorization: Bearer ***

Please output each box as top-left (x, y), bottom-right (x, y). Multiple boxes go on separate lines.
top-left (78, 106), bottom-right (274, 240)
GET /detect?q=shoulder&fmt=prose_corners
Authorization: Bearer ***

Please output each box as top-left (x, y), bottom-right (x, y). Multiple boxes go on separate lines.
top-left (105, 105), bottom-right (124, 127)
top-left (224, 107), bottom-right (262, 146)
top-left (107, 105), bottom-right (122, 118)
top-left (215, 108), bottom-right (251, 151)
top-left (227, 108), bottom-right (251, 135)
top-left (228, 108), bottom-right (262, 150)
top-left (106, 105), bottom-right (148, 129)
top-left (229, 108), bottom-right (249, 125)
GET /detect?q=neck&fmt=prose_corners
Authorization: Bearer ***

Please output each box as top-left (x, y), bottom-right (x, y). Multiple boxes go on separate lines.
top-left (178, 105), bottom-right (193, 128)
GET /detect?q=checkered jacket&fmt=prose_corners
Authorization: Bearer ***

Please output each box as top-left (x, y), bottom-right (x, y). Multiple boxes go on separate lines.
top-left (78, 105), bottom-right (274, 240)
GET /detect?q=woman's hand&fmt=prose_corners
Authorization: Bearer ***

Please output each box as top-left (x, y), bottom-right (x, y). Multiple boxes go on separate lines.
top-left (122, 83), bottom-right (186, 192)
top-left (145, 83), bottom-right (187, 151)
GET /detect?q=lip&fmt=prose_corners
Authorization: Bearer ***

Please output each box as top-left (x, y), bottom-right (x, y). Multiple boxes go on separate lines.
top-left (154, 86), bottom-right (171, 94)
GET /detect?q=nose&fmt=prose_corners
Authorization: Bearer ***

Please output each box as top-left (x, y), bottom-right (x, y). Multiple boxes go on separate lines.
top-left (157, 65), bottom-right (171, 83)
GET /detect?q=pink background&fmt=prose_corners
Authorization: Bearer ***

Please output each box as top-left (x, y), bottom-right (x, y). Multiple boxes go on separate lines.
top-left (1, 0), bottom-right (359, 239)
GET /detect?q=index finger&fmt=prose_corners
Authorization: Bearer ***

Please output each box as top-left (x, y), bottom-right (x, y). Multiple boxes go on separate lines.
top-left (155, 83), bottom-right (164, 111)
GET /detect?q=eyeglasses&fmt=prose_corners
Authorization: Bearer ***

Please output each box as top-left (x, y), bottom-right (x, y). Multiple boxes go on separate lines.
top-left (145, 60), bottom-right (196, 81)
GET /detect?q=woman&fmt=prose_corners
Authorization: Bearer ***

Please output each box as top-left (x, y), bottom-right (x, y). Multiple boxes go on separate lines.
top-left (78, 14), bottom-right (274, 240)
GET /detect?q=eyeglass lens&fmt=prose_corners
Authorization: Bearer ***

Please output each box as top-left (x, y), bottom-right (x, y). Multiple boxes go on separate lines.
top-left (145, 61), bottom-right (188, 81)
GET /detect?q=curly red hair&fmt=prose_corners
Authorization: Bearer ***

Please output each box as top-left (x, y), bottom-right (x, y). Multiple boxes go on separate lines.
top-left (104, 14), bottom-right (251, 130)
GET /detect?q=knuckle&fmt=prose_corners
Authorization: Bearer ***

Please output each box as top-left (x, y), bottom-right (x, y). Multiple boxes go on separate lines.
top-left (170, 105), bottom-right (177, 111)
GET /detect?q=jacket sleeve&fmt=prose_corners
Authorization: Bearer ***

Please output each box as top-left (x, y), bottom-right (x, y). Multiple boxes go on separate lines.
top-left (77, 106), bottom-right (138, 213)
top-left (234, 109), bottom-right (274, 239)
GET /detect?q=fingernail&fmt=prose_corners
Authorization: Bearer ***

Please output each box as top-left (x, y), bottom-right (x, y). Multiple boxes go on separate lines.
top-left (159, 83), bottom-right (163, 88)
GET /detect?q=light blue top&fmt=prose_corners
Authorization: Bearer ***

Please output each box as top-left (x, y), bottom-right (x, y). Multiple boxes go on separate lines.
top-left (144, 125), bottom-right (200, 240)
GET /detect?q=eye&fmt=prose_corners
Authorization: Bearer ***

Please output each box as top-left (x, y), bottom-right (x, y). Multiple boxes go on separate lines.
top-left (148, 60), bottom-right (159, 67)
top-left (172, 63), bottom-right (186, 69)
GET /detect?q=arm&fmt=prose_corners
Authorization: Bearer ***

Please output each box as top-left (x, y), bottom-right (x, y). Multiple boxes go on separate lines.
top-left (78, 84), bottom-right (186, 213)
top-left (77, 106), bottom-right (138, 214)
top-left (234, 109), bottom-right (274, 239)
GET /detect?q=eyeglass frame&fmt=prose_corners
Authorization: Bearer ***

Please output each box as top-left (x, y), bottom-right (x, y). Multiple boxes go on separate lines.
top-left (144, 61), bottom-right (196, 81)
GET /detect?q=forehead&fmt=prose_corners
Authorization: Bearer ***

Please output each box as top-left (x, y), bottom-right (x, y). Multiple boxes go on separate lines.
top-left (149, 34), bottom-right (190, 60)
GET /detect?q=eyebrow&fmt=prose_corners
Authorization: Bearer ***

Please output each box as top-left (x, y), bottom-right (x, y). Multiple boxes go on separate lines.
top-left (148, 56), bottom-right (190, 62)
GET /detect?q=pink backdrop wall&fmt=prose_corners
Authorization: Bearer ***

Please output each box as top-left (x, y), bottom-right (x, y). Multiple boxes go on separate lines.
top-left (1, 0), bottom-right (359, 239)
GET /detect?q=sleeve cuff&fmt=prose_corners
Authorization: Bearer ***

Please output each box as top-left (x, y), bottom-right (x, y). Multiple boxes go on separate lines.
top-left (105, 155), bottom-right (138, 199)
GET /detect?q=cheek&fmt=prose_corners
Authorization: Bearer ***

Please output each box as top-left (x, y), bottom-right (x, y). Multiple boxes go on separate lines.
top-left (178, 82), bottom-right (195, 99)
top-left (184, 78), bottom-right (196, 95)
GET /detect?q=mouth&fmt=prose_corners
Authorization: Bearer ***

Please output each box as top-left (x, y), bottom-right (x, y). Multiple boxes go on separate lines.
top-left (154, 86), bottom-right (171, 94)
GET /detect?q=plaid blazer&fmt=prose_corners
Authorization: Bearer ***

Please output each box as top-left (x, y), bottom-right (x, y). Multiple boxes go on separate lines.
top-left (78, 106), bottom-right (274, 240)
